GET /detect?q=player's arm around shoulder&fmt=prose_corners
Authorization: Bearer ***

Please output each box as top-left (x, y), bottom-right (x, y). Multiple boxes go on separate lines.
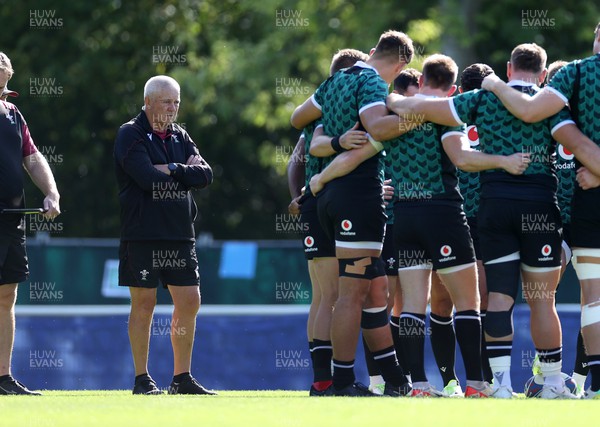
top-left (309, 136), bottom-right (382, 195)
top-left (442, 132), bottom-right (530, 174)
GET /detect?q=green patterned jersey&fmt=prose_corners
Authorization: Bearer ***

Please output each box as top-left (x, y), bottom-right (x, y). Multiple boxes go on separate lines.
top-left (555, 143), bottom-right (576, 224)
top-left (312, 61), bottom-right (386, 183)
top-left (383, 152), bottom-right (396, 223)
top-left (548, 54), bottom-right (600, 148)
top-left (302, 121), bottom-right (324, 187)
top-left (457, 125), bottom-right (481, 218)
top-left (387, 96), bottom-right (465, 205)
top-left (451, 81), bottom-right (572, 202)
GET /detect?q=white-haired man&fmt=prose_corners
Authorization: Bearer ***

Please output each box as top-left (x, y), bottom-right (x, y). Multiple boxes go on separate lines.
top-left (114, 75), bottom-right (214, 395)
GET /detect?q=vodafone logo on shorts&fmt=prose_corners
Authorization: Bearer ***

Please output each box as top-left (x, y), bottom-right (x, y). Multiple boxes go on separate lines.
top-left (439, 244), bottom-right (456, 263)
top-left (558, 144), bottom-right (574, 161)
top-left (467, 125), bottom-right (480, 148)
top-left (304, 236), bottom-right (314, 248)
top-left (541, 245), bottom-right (552, 256)
top-left (340, 219), bottom-right (356, 236)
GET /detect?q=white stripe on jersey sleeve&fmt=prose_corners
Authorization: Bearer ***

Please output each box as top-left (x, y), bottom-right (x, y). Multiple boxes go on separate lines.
top-left (448, 98), bottom-right (465, 126)
top-left (545, 86), bottom-right (569, 105)
top-left (550, 119), bottom-right (575, 135)
top-left (310, 94), bottom-right (321, 111)
top-left (358, 101), bottom-right (386, 115)
top-left (441, 131), bottom-right (465, 141)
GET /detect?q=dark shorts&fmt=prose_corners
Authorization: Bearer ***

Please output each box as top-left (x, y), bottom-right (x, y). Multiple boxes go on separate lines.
top-left (299, 194), bottom-right (335, 260)
top-left (562, 222), bottom-right (571, 248)
top-left (316, 183), bottom-right (386, 251)
top-left (0, 225), bottom-right (28, 285)
top-left (394, 203), bottom-right (475, 270)
top-left (478, 198), bottom-right (562, 267)
top-left (466, 216), bottom-right (481, 260)
top-left (571, 188), bottom-right (600, 248)
top-left (381, 223), bottom-right (398, 275)
top-left (119, 240), bottom-right (200, 288)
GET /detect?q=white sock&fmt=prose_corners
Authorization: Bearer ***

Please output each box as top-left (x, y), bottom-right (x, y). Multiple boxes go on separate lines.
top-left (541, 360), bottom-right (562, 388)
top-left (489, 356), bottom-right (511, 389)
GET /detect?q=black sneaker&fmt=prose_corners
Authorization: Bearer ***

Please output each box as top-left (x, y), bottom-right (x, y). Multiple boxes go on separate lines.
top-left (383, 381), bottom-right (412, 397)
top-left (333, 382), bottom-right (378, 397)
top-left (132, 374), bottom-right (162, 395)
top-left (168, 376), bottom-right (217, 395)
top-left (0, 377), bottom-right (41, 395)
top-left (309, 384), bottom-right (333, 396)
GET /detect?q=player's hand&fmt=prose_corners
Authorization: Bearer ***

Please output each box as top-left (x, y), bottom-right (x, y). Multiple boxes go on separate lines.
top-left (576, 167), bottom-right (600, 190)
top-left (186, 154), bottom-right (204, 165)
top-left (502, 152), bottom-right (531, 175)
top-left (288, 196), bottom-right (302, 215)
top-left (309, 174), bottom-right (324, 195)
top-left (382, 179), bottom-right (394, 204)
top-left (153, 164), bottom-right (170, 174)
top-left (340, 122), bottom-right (368, 150)
top-left (481, 74), bottom-right (502, 92)
top-left (43, 191), bottom-right (61, 220)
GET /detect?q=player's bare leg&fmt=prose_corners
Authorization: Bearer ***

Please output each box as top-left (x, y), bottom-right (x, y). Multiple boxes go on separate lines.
top-left (128, 287), bottom-right (157, 376)
top-left (0, 283), bottom-right (40, 395)
top-left (311, 257), bottom-right (338, 341)
top-left (0, 284), bottom-right (17, 377)
top-left (168, 285), bottom-right (201, 376)
top-left (521, 267), bottom-right (572, 397)
top-left (307, 260), bottom-right (321, 342)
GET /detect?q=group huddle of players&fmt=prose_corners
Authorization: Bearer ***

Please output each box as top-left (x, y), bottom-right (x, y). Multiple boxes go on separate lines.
top-left (286, 24), bottom-right (600, 399)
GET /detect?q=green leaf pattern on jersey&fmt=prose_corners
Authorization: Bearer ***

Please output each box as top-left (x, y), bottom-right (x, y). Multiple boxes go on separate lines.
top-left (385, 123), bottom-right (463, 201)
top-left (302, 121), bottom-right (323, 187)
top-left (453, 88), bottom-right (570, 177)
top-left (313, 66), bottom-right (388, 170)
top-left (550, 55), bottom-right (600, 143)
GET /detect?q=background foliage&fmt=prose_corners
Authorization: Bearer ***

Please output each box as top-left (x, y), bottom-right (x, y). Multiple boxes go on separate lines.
top-left (1, 0), bottom-right (598, 239)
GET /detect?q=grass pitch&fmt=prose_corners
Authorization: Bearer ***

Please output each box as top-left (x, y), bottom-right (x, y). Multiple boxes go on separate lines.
top-left (0, 390), bottom-right (595, 427)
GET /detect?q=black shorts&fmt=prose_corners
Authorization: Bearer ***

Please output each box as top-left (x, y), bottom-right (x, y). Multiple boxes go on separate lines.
top-left (119, 240), bottom-right (200, 288)
top-left (381, 223), bottom-right (398, 275)
top-left (394, 203), bottom-right (475, 270)
top-left (299, 194), bottom-right (335, 260)
top-left (316, 182), bottom-right (386, 252)
top-left (571, 188), bottom-right (600, 248)
top-left (0, 224), bottom-right (28, 285)
top-left (466, 216), bottom-right (482, 260)
top-left (478, 199), bottom-right (562, 267)
top-left (562, 222), bottom-right (571, 248)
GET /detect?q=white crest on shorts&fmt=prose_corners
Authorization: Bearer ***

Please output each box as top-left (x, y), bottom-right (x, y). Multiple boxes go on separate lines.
top-left (541, 245), bottom-right (552, 256)
top-left (140, 269), bottom-right (149, 281)
top-left (304, 236), bottom-right (315, 248)
top-left (341, 220), bottom-right (352, 231)
top-left (440, 245), bottom-right (452, 257)
top-left (147, 133), bottom-right (153, 141)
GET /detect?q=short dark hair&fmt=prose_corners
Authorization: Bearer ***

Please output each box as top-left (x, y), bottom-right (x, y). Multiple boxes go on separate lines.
top-left (546, 60), bottom-right (567, 84)
top-left (372, 30), bottom-right (414, 64)
top-left (422, 54), bottom-right (458, 91)
top-left (460, 63), bottom-right (494, 92)
top-left (330, 49), bottom-right (369, 74)
top-left (510, 43), bottom-right (547, 74)
top-left (393, 68), bottom-right (421, 94)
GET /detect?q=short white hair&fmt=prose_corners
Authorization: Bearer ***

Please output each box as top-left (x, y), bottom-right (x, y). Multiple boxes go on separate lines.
top-left (143, 75), bottom-right (180, 99)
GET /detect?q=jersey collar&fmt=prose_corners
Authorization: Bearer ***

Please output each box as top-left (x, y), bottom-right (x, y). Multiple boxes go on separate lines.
top-left (353, 61), bottom-right (380, 75)
top-left (508, 79), bottom-right (540, 90)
